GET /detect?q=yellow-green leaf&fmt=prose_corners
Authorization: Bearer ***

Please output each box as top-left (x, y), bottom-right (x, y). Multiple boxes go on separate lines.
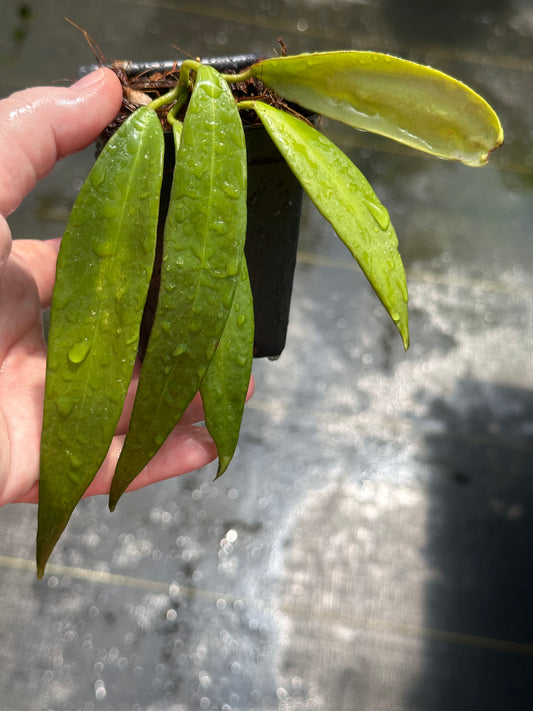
top-left (249, 101), bottom-right (409, 348)
top-left (249, 51), bottom-right (503, 166)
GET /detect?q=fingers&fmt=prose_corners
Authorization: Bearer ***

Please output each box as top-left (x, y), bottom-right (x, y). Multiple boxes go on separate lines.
top-left (9, 234), bottom-right (254, 431)
top-left (116, 375), bottom-right (255, 434)
top-left (14, 424), bottom-right (218, 504)
top-left (0, 68), bottom-right (123, 217)
top-left (116, 385), bottom-right (207, 434)
top-left (0, 252), bottom-right (43, 363)
top-left (14, 375), bottom-right (255, 504)
top-left (84, 425), bottom-right (218, 498)
top-left (11, 238), bottom-right (60, 308)
top-left (0, 218), bottom-right (11, 274)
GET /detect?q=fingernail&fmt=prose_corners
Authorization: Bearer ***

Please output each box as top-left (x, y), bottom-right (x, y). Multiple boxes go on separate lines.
top-left (72, 67), bottom-right (106, 90)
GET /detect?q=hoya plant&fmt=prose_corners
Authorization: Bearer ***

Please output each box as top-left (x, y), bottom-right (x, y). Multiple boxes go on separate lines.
top-left (36, 50), bottom-right (503, 576)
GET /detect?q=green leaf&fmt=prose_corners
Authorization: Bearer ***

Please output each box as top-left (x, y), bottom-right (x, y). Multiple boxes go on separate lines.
top-left (37, 107), bottom-right (164, 577)
top-left (249, 51), bottom-right (503, 166)
top-left (200, 258), bottom-right (254, 478)
top-left (250, 101), bottom-right (409, 348)
top-left (109, 64), bottom-right (247, 510)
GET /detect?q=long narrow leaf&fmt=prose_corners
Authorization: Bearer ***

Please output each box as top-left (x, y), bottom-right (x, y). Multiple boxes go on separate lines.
top-left (109, 65), bottom-right (247, 510)
top-left (250, 101), bottom-right (409, 348)
top-left (201, 258), bottom-right (254, 478)
top-left (249, 51), bottom-right (503, 166)
top-left (37, 107), bottom-right (164, 576)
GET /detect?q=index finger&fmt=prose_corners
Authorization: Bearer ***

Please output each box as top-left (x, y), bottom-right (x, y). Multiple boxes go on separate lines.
top-left (0, 68), bottom-right (122, 217)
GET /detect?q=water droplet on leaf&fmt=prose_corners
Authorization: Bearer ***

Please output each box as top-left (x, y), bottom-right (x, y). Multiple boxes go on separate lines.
top-left (202, 82), bottom-right (222, 99)
top-left (69, 453), bottom-right (82, 469)
top-left (93, 240), bottom-right (115, 258)
top-left (57, 397), bottom-right (75, 417)
top-left (90, 163), bottom-right (106, 187)
top-left (220, 181), bottom-right (241, 199)
top-left (363, 198), bottom-right (390, 231)
top-left (68, 340), bottom-right (91, 364)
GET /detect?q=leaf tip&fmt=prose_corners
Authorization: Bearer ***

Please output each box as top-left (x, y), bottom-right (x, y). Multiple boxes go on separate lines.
top-left (483, 130), bottom-right (504, 166)
top-left (394, 310), bottom-right (410, 351)
top-left (36, 536), bottom-right (52, 578)
top-left (214, 460), bottom-right (230, 480)
top-left (464, 118), bottom-right (504, 167)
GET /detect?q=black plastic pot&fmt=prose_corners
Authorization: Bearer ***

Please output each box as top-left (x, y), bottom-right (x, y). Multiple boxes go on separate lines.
top-left (85, 55), bottom-right (306, 358)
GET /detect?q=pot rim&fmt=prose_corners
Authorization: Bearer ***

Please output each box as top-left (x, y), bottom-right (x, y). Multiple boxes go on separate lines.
top-left (79, 54), bottom-right (262, 79)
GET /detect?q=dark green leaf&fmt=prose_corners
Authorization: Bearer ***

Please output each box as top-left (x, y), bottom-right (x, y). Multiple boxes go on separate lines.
top-left (109, 65), bottom-right (247, 510)
top-left (201, 258), bottom-right (254, 478)
top-left (37, 106), bottom-right (164, 577)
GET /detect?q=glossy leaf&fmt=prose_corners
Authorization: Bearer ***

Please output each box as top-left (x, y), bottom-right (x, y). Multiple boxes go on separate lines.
top-left (249, 51), bottom-right (503, 166)
top-left (37, 106), bottom-right (164, 577)
top-left (250, 100), bottom-right (409, 347)
top-left (200, 258), bottom-right (254, 478)
top-left (109, 64), bottom-right (247, 510)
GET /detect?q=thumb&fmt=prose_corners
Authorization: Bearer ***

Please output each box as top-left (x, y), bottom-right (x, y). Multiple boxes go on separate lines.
top-left (0, 67), bottom-right (123, 217)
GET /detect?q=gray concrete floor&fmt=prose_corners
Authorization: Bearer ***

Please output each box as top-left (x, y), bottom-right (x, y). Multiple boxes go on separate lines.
top-left (1, 1), bottom-right (532, 710)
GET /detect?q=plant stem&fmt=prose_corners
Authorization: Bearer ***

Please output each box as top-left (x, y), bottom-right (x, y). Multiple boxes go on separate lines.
top-left (147, 60), bottom-right (201, 113)
top-left (236, 100), bottom-right (258, 112)
top-left (148, 78), bottom-right (191, 121)
top-left (167, 90), bottom-right (188, 125)
top-left (178, 59), bottom-right (202, 88)
top-left (222, 67), bottom-right (254, 84)
top-left (148, 86), bottom-right (181, 111)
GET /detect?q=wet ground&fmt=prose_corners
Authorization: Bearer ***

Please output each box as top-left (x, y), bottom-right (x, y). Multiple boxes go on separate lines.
top-left (1, 1), bottom-right (532, 709)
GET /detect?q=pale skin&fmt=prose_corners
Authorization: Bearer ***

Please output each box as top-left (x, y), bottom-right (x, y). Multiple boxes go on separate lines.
top-left (0, 67), bottom-right (252, 506)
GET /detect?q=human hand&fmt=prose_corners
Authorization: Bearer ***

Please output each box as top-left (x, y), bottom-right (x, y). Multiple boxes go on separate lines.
top-left (0, 68), bottom-right (250, 506)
